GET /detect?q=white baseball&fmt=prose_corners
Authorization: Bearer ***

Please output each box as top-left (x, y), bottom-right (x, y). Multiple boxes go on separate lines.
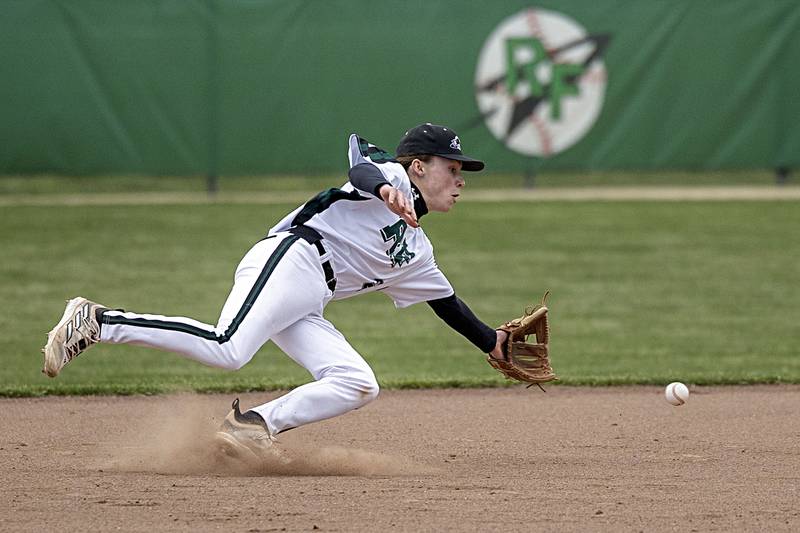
top-left (665, 382), bottom-right (689, 406)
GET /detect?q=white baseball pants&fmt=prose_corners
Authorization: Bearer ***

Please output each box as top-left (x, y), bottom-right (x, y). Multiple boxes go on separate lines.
top-left (100, 232), bottom-right (379, 435)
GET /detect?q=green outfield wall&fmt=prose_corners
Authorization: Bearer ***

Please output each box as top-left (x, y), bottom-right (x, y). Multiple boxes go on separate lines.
top-left (1, 0), bottom-right (798, 175)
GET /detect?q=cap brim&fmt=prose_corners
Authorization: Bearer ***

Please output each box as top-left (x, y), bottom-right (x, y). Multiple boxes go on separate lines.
top-left (436, 153), bottom-right (485, 172)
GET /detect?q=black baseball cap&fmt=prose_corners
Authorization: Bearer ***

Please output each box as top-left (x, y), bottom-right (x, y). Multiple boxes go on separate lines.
top-left (396, 123), bottom-right (485, 171)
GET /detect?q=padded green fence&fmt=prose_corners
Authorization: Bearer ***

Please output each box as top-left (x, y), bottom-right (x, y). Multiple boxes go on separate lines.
top-left (1, 0), bottom-right (798, 175)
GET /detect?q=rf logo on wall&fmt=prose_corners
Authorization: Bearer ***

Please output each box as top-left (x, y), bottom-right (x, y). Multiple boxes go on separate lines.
top-left (475, 8), bottom-right (611, 158)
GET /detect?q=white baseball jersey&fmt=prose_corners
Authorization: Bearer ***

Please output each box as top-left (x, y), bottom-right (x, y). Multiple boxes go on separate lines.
top-left (96, 133), bottom-right (461, 438)
top-left (270, 134), bottom-right (454, 308)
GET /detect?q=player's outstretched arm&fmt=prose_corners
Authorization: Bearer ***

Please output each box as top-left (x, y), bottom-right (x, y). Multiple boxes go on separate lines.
top-left (427, 294), bottom-right (496, 352)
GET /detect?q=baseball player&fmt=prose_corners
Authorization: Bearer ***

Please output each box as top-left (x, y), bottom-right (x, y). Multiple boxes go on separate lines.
top-left (43, 123), bottom-right (510, 461)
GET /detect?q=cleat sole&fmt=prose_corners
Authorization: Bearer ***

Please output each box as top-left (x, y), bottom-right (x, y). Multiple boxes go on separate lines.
top-left (42, 297), bottom-right (85, 378)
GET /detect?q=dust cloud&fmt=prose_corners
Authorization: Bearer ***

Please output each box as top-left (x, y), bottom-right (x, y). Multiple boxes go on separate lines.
top-left (101, 394), bottom-right (432, 477)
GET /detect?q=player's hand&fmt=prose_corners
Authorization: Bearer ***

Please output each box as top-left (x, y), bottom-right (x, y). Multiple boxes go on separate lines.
top-left (379, 185), bottom-right (419, 228)
top-left (489, 329), bottom-right (508, 361)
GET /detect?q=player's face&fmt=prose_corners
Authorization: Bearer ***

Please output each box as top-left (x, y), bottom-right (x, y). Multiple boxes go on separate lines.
top-left (417, 156), bottom-right (465, 212)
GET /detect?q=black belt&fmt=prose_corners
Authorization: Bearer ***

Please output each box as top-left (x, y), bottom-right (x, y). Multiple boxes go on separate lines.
top-left (288, 226), bottom-right (337, 293)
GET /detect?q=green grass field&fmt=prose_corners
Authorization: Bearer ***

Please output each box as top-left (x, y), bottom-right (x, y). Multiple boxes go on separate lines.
top-left (1, 196), bottom-right (798, 396)
top-left (0, 168), bottom-right (783, 195)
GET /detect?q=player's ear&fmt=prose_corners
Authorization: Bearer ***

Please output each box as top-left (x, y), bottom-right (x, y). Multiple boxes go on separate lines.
top-left (412, 158), bottom-right (425, 177)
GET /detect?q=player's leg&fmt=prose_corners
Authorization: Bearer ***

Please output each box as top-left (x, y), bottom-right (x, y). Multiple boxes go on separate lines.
top-left (43, 233), bottom-right (329, 376)
top-left (100, 234), bottom-right (329, 368)
top-left (245, 313), bottom-right (379, 436)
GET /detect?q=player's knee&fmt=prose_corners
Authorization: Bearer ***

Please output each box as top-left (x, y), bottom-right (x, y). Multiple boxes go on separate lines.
top-left (323, 363), bottom-right (379, 405)
top-left (215, 345), bottom-right (256, 371)
top-left (345, 367), bottom-right (380, 404)
top-left (357, 376), bottom-right (380, 403)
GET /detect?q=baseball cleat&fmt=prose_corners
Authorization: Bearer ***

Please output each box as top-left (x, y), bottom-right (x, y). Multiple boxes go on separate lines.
top-left (42, 297), bottom-right (105, 378)
top-left (214, 398), bottom-right (282, 463)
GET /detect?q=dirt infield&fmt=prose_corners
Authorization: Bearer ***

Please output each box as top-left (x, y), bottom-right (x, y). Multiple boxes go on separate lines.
top-left (1, 387), bottom-right (798, 532)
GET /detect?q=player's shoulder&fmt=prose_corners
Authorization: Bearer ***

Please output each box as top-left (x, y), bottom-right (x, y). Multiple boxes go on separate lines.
top-left (348, 134), bottom-right (396, 166)
top-left (348, 133), bottom-right (408, 189)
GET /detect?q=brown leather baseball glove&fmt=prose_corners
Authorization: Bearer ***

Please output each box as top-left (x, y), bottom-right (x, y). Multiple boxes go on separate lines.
top-left (487, 292), bottom-right (557, 389)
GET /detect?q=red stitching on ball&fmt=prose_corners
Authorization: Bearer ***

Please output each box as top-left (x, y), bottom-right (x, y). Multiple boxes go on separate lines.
top-left (525, 9), bottom-right (555, 57)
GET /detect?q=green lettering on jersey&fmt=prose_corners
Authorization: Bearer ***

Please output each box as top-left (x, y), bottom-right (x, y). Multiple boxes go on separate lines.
top-left (380, 220), bottom-right (416, 267)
